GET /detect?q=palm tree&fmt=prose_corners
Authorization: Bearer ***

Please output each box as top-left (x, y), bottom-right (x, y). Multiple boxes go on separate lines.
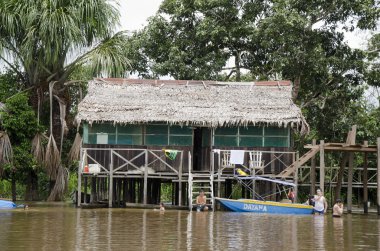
top-left (0, 0), bottom-right (130, 200)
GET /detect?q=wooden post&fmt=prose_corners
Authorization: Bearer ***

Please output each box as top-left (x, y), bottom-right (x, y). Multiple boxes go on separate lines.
top-left (143, 150), bottom-right (148, 205)
top-left (294, 152), bottom-right (299, 203)
top-left (178, 151), bottom-right (183, 206)
top-left (270, 148), bottom-right (276, 201)
top-left (319, 140), bottom-right (325, 193)
top-left (310, 139), bottom-right (316, 196)
top-left (377, 137), bottom-right (380, 215)
top-left (347, 152), bottom-right (354, 213)
top-left (363, 142), bottom-right (368, 214)
top-left (108, 150), bottom-right (114, 208)
top-left (77, 150), bottom-right (82, 207)
top-left (84, 177), bottom-right (88, 203)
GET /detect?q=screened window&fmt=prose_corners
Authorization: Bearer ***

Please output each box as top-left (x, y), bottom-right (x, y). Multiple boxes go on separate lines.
top-left (117, 124), bottom-right (142, 145)
top-left (168, 125), bottom-right (192, 146)
top-left (213, 126), bottom-right (289, 147)
top-left (145, 124), bottom-right (168, 145)
top-left (85, 122), bottom-right (116, 144)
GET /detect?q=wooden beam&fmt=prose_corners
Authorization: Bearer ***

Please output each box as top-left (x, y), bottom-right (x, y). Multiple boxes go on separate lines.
top-left (319, 140), bottom-right (325, 193)
top-left (304, 145), bottom-right (377, 152)
top-left (310, 139), bottom-right (316, 196)
top-left (363, 150), bottom-right (368, 214)
top-left (347, 153), bottom-right (354, 213)
top-left (377, 137), bottom-right (380, 215)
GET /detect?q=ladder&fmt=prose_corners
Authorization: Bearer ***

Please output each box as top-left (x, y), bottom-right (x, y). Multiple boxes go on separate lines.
top-left (188, 172), bottom-right (214, 211)
top-left (277, 148), bottom-right (320, 178)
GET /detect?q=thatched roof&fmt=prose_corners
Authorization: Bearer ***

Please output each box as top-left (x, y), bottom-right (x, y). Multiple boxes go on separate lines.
top-left (76, 79), bottom-right (309, 133)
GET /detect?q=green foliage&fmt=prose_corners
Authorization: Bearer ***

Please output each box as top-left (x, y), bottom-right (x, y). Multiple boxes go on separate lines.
top-left (1, 93), bottom-right (38, 144)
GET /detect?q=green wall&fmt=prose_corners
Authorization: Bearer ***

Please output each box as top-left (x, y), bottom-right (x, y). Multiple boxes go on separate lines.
top-left (83, 123), bottom-right (290, 147)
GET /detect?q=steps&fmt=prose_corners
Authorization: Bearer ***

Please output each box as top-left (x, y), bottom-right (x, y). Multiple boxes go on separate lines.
top-left (188, 172), bottom-right (214, 211)
top-left (277, 148), bottom-right (320, 178)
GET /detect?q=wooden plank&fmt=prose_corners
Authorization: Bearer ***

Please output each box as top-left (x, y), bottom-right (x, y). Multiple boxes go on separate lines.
top-left (319, 140), bottom-right (325, 193)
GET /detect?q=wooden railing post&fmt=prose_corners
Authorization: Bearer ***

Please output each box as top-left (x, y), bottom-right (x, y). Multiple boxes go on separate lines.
top-left (143, 150), bottom-right (148, 205)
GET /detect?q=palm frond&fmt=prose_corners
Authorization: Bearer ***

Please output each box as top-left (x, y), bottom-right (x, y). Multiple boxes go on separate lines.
top-left (47, 165), bottom-right (68, 201)
top-left (44, 135), bottom-right (60, 181)
top-left (0, 131), bottom-right (13, 176)
top-left (68, 132), bottom-right (82, 163)
top-left (31, 132), bottom-right (45, 166)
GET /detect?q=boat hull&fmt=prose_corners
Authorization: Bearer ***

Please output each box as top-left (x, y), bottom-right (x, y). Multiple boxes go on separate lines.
top-left (0, 200), bottom-right (16, 209)
top-left (216, 197), bottom-right (313, 215)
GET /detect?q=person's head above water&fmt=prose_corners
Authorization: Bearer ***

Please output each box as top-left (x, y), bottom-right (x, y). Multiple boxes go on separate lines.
top-left (317, 188), bottom-right (322, 195)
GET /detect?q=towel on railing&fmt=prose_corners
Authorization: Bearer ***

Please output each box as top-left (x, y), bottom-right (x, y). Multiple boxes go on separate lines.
top-left (230, 150), bottom-right (245, 164)
top-left (163, 149), bottom-right (179, 160)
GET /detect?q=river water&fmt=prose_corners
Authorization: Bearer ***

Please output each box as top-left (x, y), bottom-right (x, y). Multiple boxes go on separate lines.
top-left (0, 203), bottom-right (379, 251)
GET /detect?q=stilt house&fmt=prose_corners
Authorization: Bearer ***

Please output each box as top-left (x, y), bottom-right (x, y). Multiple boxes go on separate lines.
top-left (75, 79), bottom-right (309, 208)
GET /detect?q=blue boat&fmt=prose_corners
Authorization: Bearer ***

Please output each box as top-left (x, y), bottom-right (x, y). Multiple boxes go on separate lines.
top-left (0, 200), bottom-right (17, 209)
top-left (216, 197), bottom-right (313, 215)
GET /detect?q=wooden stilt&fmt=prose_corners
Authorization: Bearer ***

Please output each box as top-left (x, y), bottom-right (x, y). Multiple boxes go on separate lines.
top-left (77, 160), bottom-right (82, 207)
top-left (178, 152), bottom-right (183, 206)
top-left (143, 150), bottom-right (148, 205)
top-left (335, 153), bottom-right (349, 200)
top-left (347, 153), bottom-right (354, 213)
top-left (294, 152), bottom-right (299, 203)
top-left (90, 177), bottom-right (97, 203)
top-left (270, 148), bottom-right (276, 201)
top-left (108, 152), bottom-right (113, 208)
top-left (319, 140), bottom-right (325, 193)
top-left (363, 146), bottom-right (368, 214)
top-left (84, 177), bottom-right (88, 203)
top-left (310, 139), bottom-right (316, 196)
top-left (377, 137), bottom-right (380, 215)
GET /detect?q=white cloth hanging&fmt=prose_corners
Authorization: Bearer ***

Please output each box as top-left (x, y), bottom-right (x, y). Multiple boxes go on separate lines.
top-left (229, 150), bottom-right (245, 165)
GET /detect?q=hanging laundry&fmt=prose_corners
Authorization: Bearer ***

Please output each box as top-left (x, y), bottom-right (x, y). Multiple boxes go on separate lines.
top-left (230, 150), bottom-right (245, 165)
top-left (164, 149), bottom-right (179, 160)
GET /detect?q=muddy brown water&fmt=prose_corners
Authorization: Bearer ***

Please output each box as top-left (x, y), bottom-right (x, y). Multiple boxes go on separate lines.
top-left (0, 203), bottom-right (379, 250)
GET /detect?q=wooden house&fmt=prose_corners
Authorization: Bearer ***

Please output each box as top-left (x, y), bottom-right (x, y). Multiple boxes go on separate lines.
top-left (75, 79), bottom-right (309, 208)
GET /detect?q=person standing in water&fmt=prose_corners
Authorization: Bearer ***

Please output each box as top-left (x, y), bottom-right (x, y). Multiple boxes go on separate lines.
top-left (313, 188), bottom-right (328, 214)
top-left (332, 199), bottom-right (343, 217)
top-left (196, 189), bottom-right (209, 211)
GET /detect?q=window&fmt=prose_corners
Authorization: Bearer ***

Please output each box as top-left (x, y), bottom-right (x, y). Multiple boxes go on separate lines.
top-left (84, 122), bottom-right (116, 144)
top-left (117, 124), bottom-right (142, 145)
top-left (213, 126), bottom-right (290, 147)
top-left (145, 124), bottom-right (168, 145)
top-left (169, 125), bottom-right (192, 146)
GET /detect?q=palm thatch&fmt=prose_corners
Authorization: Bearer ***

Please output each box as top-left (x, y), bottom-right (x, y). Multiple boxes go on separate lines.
top-left (0, 131), bottom-right (13, 176)
top-left (76, 79), bottom-right (309, 133)
top-left (47, 165), bottom-right (68, 201)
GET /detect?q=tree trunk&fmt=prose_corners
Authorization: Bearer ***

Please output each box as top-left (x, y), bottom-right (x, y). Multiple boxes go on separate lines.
top-left (292, 76), bottom-right (301, 101)
top-left (234, 51), bottom-right (241, 82)
top-left (25, 170), bottom-right (39, 201)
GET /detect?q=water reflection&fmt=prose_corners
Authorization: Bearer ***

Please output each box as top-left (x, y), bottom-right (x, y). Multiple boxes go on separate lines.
top-left (0, 204), bottom-right (380, 250)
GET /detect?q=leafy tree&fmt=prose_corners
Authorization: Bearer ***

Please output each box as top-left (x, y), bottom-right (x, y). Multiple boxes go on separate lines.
top-left (0, 93), bottom-right (38, 201)
top-left (0, 0), bottom-right (130, 200)
top-left (131, 0), bottom-right (379, 143)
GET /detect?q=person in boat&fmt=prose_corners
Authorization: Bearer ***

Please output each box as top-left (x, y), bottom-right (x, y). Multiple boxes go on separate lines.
top-left (313, 188), bottom-right (328, 215)
top-left (332, 199), bottom-right (343, 217)
top-left (196, 189), bottom-right (209, 211)
top-left (287, 188), bottom-right (295, 203)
